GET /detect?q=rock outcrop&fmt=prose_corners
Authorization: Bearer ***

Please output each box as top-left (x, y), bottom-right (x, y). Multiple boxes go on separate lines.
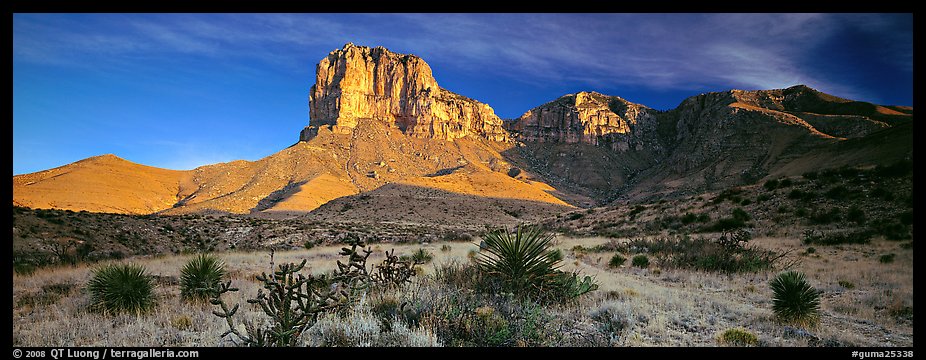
top-left (508, 91), bottom-right (659, 152)
top-left (303, 43), bottom-right (509, 142)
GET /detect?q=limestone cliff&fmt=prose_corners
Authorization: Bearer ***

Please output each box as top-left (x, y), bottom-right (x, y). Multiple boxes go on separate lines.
top-left (304, 43), bottom-right (509, 142)
top-left (508, 91), bottom-right (659, 152)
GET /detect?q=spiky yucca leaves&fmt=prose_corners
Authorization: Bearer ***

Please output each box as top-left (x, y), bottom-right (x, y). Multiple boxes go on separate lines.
top-left (770, 271), bottom-right (821, 326)
top-left (475, 225), bottom-right (560, 295)
top-left (180, 254), bottom-right (226, 303)
top-left (87, 263), bottom-right (155, 314)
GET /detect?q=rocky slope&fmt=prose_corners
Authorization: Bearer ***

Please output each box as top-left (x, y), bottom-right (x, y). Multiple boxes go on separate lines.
top-left (617, 86), bottom-right (913, 200)
top-left (508, 91), bottom-right (661, 152)
top-left (503, 84), bottom-right (912, 202)
top-left (305, 43), bottom-right (509, 142)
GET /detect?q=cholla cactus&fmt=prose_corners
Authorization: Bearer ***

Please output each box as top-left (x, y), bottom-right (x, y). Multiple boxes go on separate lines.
top-left (211, 258), bottom-right (348, 347)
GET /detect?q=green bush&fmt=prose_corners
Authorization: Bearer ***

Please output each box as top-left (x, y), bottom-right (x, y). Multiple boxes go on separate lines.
top-left (846, 206), bottom-right (866, 224)
top-left (801, 229), bottom-right (871, 246)
top-left (705, 217), bottom-right (746, 232)
top-left (631, 254), bottom-right (649, 268)
top-left (410, 248), bottom-right (434, 264)
top-left (825, 185), bottom-right (850, 200)
top-left (546, 248), bottom-right (564, 263)
top-left (180, 254), bottom-right (226, 303)
top-left (608, 254), bottom-right (626, 268)
top-left (763, 179), bottom-right (780, 191)
top-left (868, 218), bottom-right (911, 240)
top-left (879, 253), bottom-right (896, 264)
top-left (681, 212), bottom-right (698, 225)
top-left (719, 328), bottom-right (759, 346)
top-left (732, 208), bottom-right (751, 222)
top-left (88, 263), bottom-right (156, 314)
top-left (615, 236), bottom-right (777, 273)
top-left (809, 207), bottom-right (841, 225)
top-left (769, 271), bottom-right (820, 326)
top-left (870, 187), bottom-right (894, 201)
top-left (838, 280), bottom-right (855, 289)
top-left (475, 226), bottom-right (597, 302)
top-left (474, 225), bottom-right (560, 295)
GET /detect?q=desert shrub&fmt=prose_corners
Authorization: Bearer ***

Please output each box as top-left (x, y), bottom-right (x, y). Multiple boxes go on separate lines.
top-left (475, 226), bottom-right (597, 303)
top-left (704, 217), bottom-right (746, 232)
top-left (846, 206), bottom-right (866, 224)
top-left (732, 208), bottom-right (751, 222)
top-left (870, 187), bottom-right (895, 201)
top-left (211, 238), bottom-right (423, 346)
top-left (616, 235), bottom-right (777, 273)
top-left (608, 254), bottom-right (626, 268)
top-left (627, 205), bottom-right (646, 218)
top-left (879, 253), bottom-right (896, 264)
top-left (808, 207), bottom-right (841, 225)
top-left (409, 248), bottom-right (434, 264)
top-left (180, 253), bottom-right (226, 303)
top-left (306, 302), bottom-right (441, 347)
top-left (440, 244), bottom-right (452, 252)
top-left (303, 241), bottom-right (315, 250)
top-left (171, 315), bottom-right (193, 331)
top-left (719, 328), bottom-right (759, 346)
top-left (15, 283), bottom-right (76, 309)
top-left (872, 160), bottom-right (912, 178)
top-left (568, 212), bottom-right (584, 220)
top-left (777, 206), bottom-right (790, 213)
top-left (713, 188), bottom-right (744, 204)
top-left (788, 189), bottom-right (815, 201)
top-left (87, 263), bottom-right (156, 314)
top-left (802, 171), bottom-right (818, 180)
top-left (475, 226), bottom-right (557, 294)
top-left (681, 212), bottom-right (698, 225)
top-left (740, 198), bottom-right (752, 206)
top-left (794, 207), bottom-right (808, 217)
top-left (801, 229), bottom-right (871, 246)
top-left (806, 247), bottom-right (816, 254)
top-left (770, 271), bottom-right (820, 326)
top-left (764, 179), bottom-right (780, 191)
top-left (778, 178), bottom-right (793, 187)
top-left (868, 218), bottom-right (911, 240)
top-left (756, 194), bottom-right (771, 203)
top-left (631, 254), bottom-right (649, 268)
top-left (838, 280), bottom-right (855, 289)
top-left (697, 213), bottom-right (711, 223)
top-left (825, 185), bottom-right (850, 200)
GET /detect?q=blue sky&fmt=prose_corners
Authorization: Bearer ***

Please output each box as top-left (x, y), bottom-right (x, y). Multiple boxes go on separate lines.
top-left (13, 13), bottom-right (913, 175)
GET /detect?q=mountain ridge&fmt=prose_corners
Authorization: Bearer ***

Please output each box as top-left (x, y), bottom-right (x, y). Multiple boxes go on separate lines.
top-left (12, 44), bottom-right (913, 219)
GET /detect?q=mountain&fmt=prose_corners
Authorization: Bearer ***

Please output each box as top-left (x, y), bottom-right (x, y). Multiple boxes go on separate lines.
top-left (304, 42), bottom-right (509, 142)
top-left (12, 43), bottom-right (913, 219)
top-left (12, 43), bottom-right (572, 223)
top-left (505, 85), bottom-right (912, 202)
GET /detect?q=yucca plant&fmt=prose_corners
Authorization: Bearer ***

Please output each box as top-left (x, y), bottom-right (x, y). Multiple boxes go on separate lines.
top-left (475, 225), bottom-right (561, 295)
top-left (180, 253), bottom-right (226, 303)
top-left (87, 263), bottom-right (156, 314)
top-left (769, 271), bottom-right (820, 326)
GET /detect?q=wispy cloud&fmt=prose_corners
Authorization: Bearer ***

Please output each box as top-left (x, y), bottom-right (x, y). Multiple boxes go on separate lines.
top-left (14, 13), bottom-right (912, 101)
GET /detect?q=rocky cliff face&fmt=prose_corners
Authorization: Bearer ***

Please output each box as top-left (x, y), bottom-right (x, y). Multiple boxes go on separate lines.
top-left (304, 43), bottom-right (508, 142)
top-left (509, 91), bottom-right (659, 151)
